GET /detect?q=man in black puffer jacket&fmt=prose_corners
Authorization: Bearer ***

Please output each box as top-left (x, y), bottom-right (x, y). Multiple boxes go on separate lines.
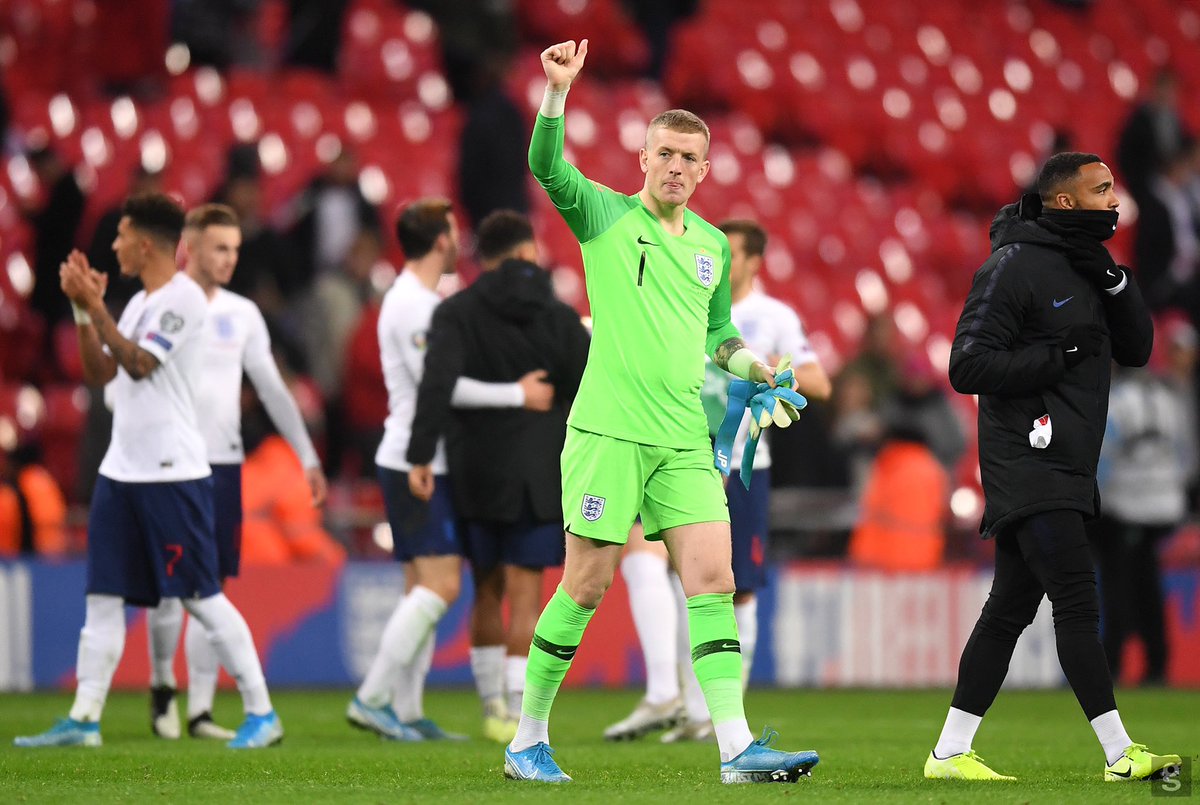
top-left (924, 153), bottom-right (1179, 783)
top-left (407, 210), bottom-right (590, 740)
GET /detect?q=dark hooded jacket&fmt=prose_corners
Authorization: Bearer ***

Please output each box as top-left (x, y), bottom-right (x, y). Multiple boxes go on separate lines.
top-left (407, 258), bottom-right (590, 523)
top-left (949, 201), bottom-right (1153, 538)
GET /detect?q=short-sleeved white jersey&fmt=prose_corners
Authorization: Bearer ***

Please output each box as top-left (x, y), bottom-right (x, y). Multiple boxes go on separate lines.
top-left (375, 270), bottom-right (447, 474)
top-left (99, 272), bottom-right (211, 482)
top-left (196, 288), bottom-right (320, 468)
top-left (730, 290), bottom-right (818, 470)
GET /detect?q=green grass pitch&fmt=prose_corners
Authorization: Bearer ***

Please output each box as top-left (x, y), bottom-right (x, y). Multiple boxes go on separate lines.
top-left (2, 688), bottom-right (1195, 803)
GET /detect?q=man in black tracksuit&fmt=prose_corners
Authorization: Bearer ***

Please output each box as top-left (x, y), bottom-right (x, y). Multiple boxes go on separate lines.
top-left (924, 153), bottom-right (1180, 783)
top-left (407, 210), bottom-right (590, 740)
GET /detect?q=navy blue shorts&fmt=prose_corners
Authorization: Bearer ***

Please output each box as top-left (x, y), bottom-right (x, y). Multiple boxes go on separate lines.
top-left (465, 517), bottom-right (565, 573)
top-left (86, 474), bottom-right (221, 607)
top-left (211, 463), bottom-right (243, 579)
top-left (378, 467), bottom-right (463, 562)
top-left (728, 469), bottom-right (770, 593)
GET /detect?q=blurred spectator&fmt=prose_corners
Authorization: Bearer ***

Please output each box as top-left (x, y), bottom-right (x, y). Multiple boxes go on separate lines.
top-left (215, 145), bottom-right (298, 315)
top-left (288, 146), bottom-right (380, 295)
top-left (240, 435), bottom-right (345, 565)
top-left (878, 351), bottom-right (966, 474)
top-left (407, 0), bottom-right (518, 101)
top-left (1133, 142), bottom-right (1200, 317)
top-left (1117, 69), bottom-right (1189, 205)
top-left (847, 428), bottom-right (949, 572)
top-left (457, 59), bottom-right (530, 228)
top-left (830, 370), bottom-right (884, 492)
top-left (830, 314), bottom-right (903, 489)
top-left (300, 229), bottom-right (383, 408)
top-left (284, 0), bottom-right (350, 73)
top-left (846, 349), bottom-right (961, 570)
top-left (171, 0), bottom-right (264, 70)
top-left (24, 147), bottom-right (85, 333)
top-left (87, 166), bottom-right (165, 315)
top-left (840, 312), bottom-right (903, 407)
top-left (337, 297), bottom-right (388, 477)
top-left (1091, 317), bottom-right (1199, 685)
top-left (621, 0), bottom-right (699, 80)
top-left (0, 444), bottom-right (68, 558)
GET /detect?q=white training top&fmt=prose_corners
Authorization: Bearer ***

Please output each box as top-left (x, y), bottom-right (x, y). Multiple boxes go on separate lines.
top-left (730, 290), bottom-right (818, 470)
top-left (196, 288), bottom-right (320, 468)
top-left (375, 270), bottom-right (448, 474)
top-left (99, 272), bottom-right (212, 483)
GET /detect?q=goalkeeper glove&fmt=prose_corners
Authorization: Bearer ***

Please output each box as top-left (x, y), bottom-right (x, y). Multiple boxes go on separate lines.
top-left (748, 356), bottom-right (807, 439)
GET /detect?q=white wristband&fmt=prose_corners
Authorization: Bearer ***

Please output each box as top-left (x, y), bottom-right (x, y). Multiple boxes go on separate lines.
top-left (71, 302), bottom-right (92, 326)
top-left (540, 86), bottom-right (569, 118)
top-left (1104, 269), bottom-right (1128, 296)
top-left (727, 347), bottom-right (762, 380)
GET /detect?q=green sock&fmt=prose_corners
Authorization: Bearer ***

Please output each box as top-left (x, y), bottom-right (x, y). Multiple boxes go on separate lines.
top-left (521, 585), bottom-right (595, 721)
top-left (688, 592), bottom-right (746, 726)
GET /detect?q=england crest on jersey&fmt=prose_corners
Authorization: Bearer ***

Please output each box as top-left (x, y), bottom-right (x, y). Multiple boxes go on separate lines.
top-left (581, 494), bottom-right (606, 521)
top-left (695, 253), bottom-right (715, 287)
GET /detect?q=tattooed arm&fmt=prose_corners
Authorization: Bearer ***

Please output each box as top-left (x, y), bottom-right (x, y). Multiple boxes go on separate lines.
top-left (714, 336), bottom-right (776, 385)
top-left (89, 305), bottom-right (161, 380)
top-left (61, 250), bottom-right (160, 383)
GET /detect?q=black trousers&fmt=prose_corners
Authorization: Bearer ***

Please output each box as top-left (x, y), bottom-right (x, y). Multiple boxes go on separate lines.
top-left (951, 509), bottom-right (1116, 721)
top-left (1088, 515), bottom-right (1170, 682)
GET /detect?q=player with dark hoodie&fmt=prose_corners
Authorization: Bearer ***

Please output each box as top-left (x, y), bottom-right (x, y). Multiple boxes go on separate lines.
top-left (924, 152), bottom-right (1177, 783)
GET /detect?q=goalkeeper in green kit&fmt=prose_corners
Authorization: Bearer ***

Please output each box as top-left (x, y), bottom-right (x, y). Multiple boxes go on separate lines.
top-left (503, 38), bottom-right (819, 785)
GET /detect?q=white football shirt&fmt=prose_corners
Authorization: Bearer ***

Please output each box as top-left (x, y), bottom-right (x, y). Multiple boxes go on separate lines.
top-left (375, 270), bottom-right (448, 474)
top-left (730, 290), bottom-right (818, 470)
top-left (196, 288), bottom-right (320, 468)
top-left (99, 272), bottom-right (211, 482)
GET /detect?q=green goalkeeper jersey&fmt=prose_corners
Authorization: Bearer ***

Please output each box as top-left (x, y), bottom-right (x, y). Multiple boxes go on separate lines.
top-left (529, 112), bottom-right (741, 449)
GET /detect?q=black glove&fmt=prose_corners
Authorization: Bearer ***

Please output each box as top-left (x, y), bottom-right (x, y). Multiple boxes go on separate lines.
top-left (1060, 323), bottom-right (1105, 368)
top-left (1065, 239), bottom-right (1124, 292)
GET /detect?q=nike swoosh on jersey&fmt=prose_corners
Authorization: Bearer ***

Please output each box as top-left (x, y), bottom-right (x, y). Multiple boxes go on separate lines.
top-left (1053, 296), bottom-right (1074, 308)
top-left (637, 235), bottom-right (659, 246)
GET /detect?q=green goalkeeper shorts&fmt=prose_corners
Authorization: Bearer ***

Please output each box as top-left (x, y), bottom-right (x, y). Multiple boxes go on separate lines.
top-left (560, 426), bottom-right (729, 542)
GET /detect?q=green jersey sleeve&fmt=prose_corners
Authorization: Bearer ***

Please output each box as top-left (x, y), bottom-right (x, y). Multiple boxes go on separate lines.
top-left (528, 113), bottom-right (629, 243)
top-left (704, 237), bottom-right (741, 361)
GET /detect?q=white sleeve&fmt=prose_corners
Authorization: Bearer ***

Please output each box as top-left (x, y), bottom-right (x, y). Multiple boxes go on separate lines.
top-left (140, 285), bottom-right (206, 365)
top-left (397, 315), bottom-right (430, 385)
top-left (241, 305), bottom-right (321, 469)
top-left (778, 304), bottom-right (819, 366)
top-left (452, 377), bottom-right (524, 408)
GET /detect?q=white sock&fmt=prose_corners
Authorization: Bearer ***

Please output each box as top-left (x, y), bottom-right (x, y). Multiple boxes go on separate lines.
top-left (184, 593), bottom-right (272, 716)
top-left (510, 714), bottom-right (549, 753)
top-left (734, 598), bottom-right (758, 689)
top-left (622, 552), bottom-right (680, 704)
top-left (714, 719), bottom-right (755, 762)
top-left (184, 614), bottom-right (220, 719)
top-left (505, 654), bottom-right (527, 717)
top-left (393, 632), bottom-right (435, 722)
top-left (69, 594), bottom-right (126, 722)
top-left (1091, 710), bottom-right (1134, 765)
top-left (934, 707), bottom-right (982, 758)
top-left (470, 644), bottom-right (506, 716)
top-left (357, 585), bottom-right (447, 708)
top-left (672, 574), bottom-right (709, 721)
top-left (146, 598), bottom-right (183, 689)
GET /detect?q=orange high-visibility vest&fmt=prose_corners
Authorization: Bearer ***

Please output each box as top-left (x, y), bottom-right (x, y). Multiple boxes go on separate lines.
top-left (849, 441), bottom-right (948, 572)
top-left (0, 466), bottom-right (67, 558)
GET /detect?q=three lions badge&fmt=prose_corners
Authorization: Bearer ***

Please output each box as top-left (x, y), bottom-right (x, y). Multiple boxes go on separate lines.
top-left (695, 253), bottom-right (715, 287)
top-left (581, 494), bottom-right (606, 522)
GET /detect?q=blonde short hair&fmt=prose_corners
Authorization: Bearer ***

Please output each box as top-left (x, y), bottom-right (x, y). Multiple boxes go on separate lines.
top-left (646, 109), bottom-right (710, 155)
